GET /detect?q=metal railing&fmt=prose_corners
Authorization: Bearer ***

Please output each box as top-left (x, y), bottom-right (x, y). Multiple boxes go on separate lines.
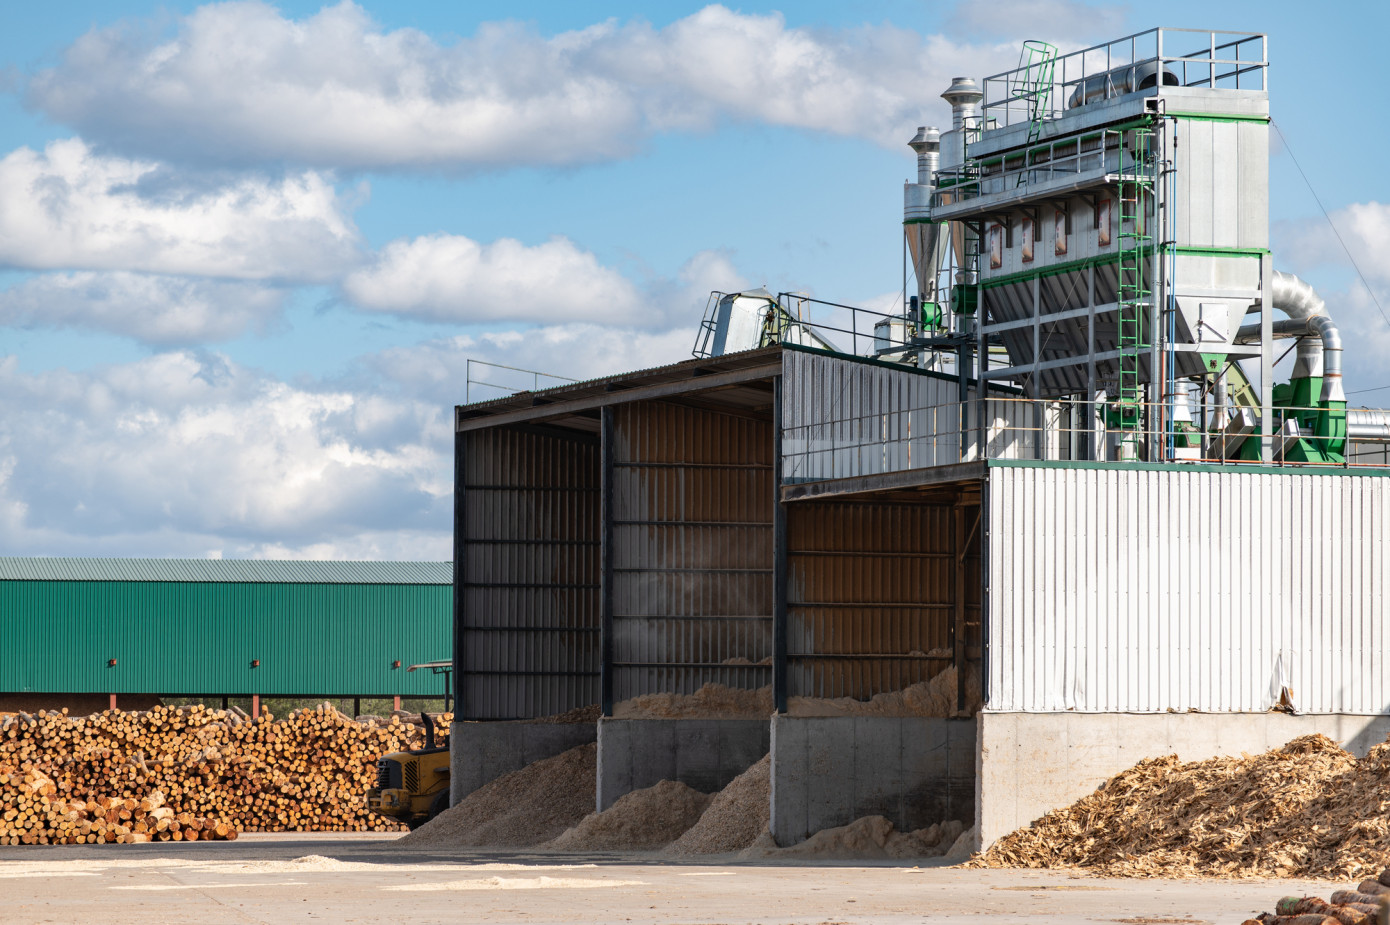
top-left (982, 28), bottom-right (1268, 130)
top-left (781, 396), bottom-right (1385, 483)
top-left (775, 293), bottom-right (949, 358)
top-left (465, 358), bottom-right (577, 404)
top-left (932, 128), bottom-right (1123, 209)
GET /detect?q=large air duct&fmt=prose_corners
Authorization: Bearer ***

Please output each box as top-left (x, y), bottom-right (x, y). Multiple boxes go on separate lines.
top-left (1235, 270), bottom-right (1344, 404)
top-left (904, 127), bottom-right (944, 305)
top-left (941, 77), bottom-right (983, 132)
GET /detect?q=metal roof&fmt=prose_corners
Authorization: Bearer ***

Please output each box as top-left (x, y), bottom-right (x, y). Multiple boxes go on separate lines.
top-left (0, 558), bottom-right (451, 585)
top-left (455, 345), bottom-right (783, 434)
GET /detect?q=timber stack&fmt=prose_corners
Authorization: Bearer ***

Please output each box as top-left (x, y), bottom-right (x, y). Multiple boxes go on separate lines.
top-left (0, 702), bottom-right (449, 845)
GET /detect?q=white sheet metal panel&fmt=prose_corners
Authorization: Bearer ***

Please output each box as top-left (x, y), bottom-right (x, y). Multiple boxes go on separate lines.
top-left (988, 465), bottom-right (1390, 714)
top-left (781, 350), bottom-right (1044, 482)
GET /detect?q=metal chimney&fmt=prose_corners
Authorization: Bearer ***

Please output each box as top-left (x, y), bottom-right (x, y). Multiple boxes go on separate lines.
top-left (941, 77), bottom-right (983, 131)
top-left (907, 126), bottom-right (940, 186)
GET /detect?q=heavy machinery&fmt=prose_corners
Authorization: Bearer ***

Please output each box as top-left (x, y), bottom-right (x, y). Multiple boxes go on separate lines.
top-left (365, 712), bottom-right (451, 829)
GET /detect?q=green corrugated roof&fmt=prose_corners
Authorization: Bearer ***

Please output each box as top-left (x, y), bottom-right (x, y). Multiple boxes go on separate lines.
top-left (0, 558), bottom-right (451, 585)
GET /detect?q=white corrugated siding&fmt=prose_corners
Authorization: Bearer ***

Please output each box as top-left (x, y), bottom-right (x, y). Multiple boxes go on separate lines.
top-left (781, 349), bottom-right (1046, 482)
top-left (988, 464), bottom-right (1390, 714)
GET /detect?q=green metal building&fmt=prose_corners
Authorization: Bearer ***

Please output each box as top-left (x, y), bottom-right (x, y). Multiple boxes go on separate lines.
top-left (0, 559), bottom-right (450, 700)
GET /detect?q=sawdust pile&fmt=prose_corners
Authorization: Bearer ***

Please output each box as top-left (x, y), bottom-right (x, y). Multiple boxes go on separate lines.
top-left (543, 780), bottom-right (712, 851)
top-left (1242, 866), bottom-right (1390, 924)
top-left (520, 705), bottom-right (601, 724)
top-left (400, 743), bottom-right (596, 848)
top-left (740, 815), bottom-right (968, 860)
top-left (614, 684), bottom-right (773, 719)
top-left (976, 734), bottom-right (1390, 879)
top-left (789, 664), bottom-right (983, 717)
top-left (613, 665), bottom-right (983, 720)
top-left (663, 755), bottom-right (771, 856)
top-left (741, 816), bottom-right (966, 860)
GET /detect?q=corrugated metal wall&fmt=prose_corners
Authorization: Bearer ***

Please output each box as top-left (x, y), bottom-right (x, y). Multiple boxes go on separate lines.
top-left (610, 401), bottom-right (774, 701)
top-left (787, 497), bottom-right (980, 700)
top-left (781, 349), bottom-right (1046, 483)
top-left (460, 426), bottom-right (600, 719)
top-left (0, 580), bottom-right (448, 696)
top-left (987, 464), bottom-right (1390, 714)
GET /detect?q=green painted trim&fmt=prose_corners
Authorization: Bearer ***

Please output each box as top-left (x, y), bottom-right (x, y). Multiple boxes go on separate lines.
top-left (986, 458), bottom-right (1390, 478)
top-left (902, 218), bottom-right (943, 226)
top-left (1168, 111), bottom-right (1270, 124)
top-left (981, 253), bottom-right (1125, 290)
top-left (1173, 245), bottom-right (1270, 258)
top-left (779, 343), bottom-right (1026, 396)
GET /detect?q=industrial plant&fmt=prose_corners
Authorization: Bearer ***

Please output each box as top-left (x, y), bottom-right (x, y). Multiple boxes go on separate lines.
top-left (448, 27), bottom-right (1390, 850)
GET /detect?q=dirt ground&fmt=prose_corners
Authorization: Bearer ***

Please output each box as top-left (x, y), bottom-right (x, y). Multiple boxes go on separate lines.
top-left (0, 833), bottom-right (1340, 924)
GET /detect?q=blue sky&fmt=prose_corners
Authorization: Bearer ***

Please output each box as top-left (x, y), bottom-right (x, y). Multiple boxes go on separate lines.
top-left (0, 0), bottom-right (1385, 559)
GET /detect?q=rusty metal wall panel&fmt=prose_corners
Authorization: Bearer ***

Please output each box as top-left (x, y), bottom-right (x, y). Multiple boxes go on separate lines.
top-left (987, 464), bottom-right (1390, 714)
top-left (611, 402), bottom-right (774, 702)
top-left (460, 426), bottom-right (600, 720)
top-left (786, 499), bottom-right (979, 700)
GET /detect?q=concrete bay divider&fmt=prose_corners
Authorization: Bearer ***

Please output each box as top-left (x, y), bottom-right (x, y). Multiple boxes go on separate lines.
top-left (449, 721), bottom-right (599, 807)
top-left (770, 715), bottom-right (977, 846)
top-left (596, 718), bottom-right (771, 811)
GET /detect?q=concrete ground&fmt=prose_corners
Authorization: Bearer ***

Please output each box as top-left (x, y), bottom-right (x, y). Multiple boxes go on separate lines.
top-left (0, 834), bottom-right (1338, 924)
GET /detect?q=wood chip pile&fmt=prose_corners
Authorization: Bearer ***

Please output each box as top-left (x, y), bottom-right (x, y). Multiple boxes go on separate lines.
top-left (976, 734), bottom-right (1390, 879)
top-left (1, 703), bottom-right (449, 845)
top-left (1242, 865), bottom-right (1390, 924)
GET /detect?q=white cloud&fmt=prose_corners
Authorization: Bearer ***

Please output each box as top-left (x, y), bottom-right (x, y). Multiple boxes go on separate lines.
top-left (1272, 201), bottom-right (1390, 397)
top-left (0, 351), bottom-right (450, 558)
top-left (344, 239), bottom-right (749, 331)
top-left (27, 2), bottom-right (1046, 169)
top-left (342, 233), bottom-right (644, 325)
top-left (367, 324), bottom-right (699, 405)
top-left (0, 138), bottom-right (360, 280)
top-left (0, 272), bottom-right (285, 344)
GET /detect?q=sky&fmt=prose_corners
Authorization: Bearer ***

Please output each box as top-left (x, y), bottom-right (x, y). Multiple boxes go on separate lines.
top-left (0, 0), bottom-right (1385, 561)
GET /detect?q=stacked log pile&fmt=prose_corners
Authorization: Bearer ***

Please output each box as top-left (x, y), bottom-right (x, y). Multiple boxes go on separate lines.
top-left (1243, 866), bottom-right (1390, 924)
top-left (0, 703), bottom-right (450, 845)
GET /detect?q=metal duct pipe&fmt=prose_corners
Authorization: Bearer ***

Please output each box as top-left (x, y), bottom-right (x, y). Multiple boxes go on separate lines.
top-left (1347, 408), bottom-right (1390, 442)
top-left (1234, 271), bottom-right (1344, 403)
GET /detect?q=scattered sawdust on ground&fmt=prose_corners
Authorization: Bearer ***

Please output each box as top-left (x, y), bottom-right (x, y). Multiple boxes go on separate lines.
top-left (663, 755), bottom-right (770, 856)
top-left (975, 734), bottom-right (1390, 879)
top-left (399, 743), bottom-right (596, 849)
top-left (544, 780), bottom-right (711, 851)
top-left (384, 876), bottom-right (647, 891)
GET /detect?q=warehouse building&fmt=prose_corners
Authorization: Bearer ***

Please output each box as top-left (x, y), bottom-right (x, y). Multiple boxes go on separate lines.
top-left (449, 28), bottom-right (1390, 851)
top-left (0, 558), bottom-right (451, 715)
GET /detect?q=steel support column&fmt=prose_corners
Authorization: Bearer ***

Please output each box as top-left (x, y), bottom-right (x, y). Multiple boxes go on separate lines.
top-left (452, 428), bottom-right (466, 719)
top-left (599, 406), bottom-right (616, 717)
top-left (772, 377), bottom-right (789, 714)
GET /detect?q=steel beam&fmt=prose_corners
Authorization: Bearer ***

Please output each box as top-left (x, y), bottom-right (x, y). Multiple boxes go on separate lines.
top-left (599, 406), bottom-right (616, 717)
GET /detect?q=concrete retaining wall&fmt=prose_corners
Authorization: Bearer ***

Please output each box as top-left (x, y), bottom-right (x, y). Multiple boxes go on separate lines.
top-left (770, 715), bottom-right (976, 846)
top-left (448, 721), bottom-right (598, 807)
top-left (597, 718), bottom-right (770, 810)
top-left (978, 712), bottom-right (1390, 849)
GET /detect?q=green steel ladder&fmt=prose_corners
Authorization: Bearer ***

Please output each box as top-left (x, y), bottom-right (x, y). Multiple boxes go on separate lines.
top-left (1115, 122), bottom-right (1156, 456)
top-left (1011, 41), bottom-right (1058, 187)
